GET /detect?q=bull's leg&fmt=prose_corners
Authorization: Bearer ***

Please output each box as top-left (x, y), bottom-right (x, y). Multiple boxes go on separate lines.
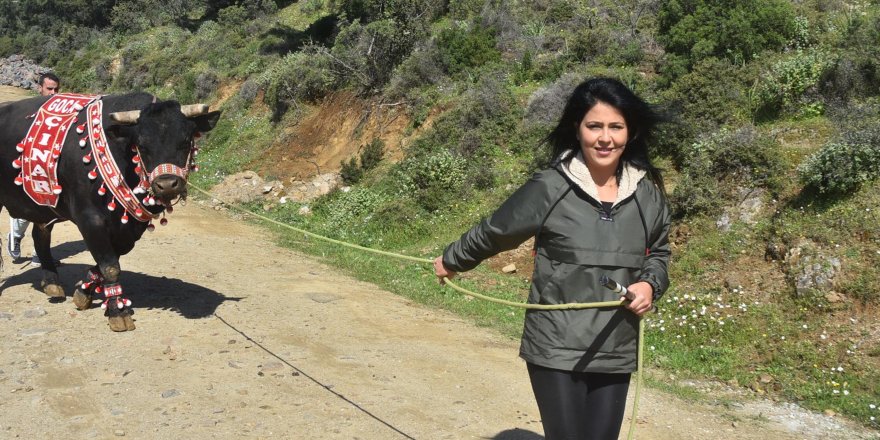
top-left (72, 266), bottom-right (103, 310)
top-left (77, 216), bottom-right (136, 331)
top-left (102, 282), bottom-right (135, 332)
top-left (91, 263), bottom-right (134, 332)
top-left (33, 223), bottom-right (64, 300)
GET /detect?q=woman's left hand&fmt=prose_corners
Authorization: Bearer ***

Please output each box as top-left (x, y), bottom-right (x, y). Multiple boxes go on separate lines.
top-left (623, 281), bottom-right (654, 316)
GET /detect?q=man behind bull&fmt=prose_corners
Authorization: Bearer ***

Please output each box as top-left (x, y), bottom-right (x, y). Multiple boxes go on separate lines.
top-left (7, 72), bottom-right (62, 266)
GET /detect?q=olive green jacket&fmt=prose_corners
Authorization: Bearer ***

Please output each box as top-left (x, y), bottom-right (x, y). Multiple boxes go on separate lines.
top-left (442, 157), bottom-right (670, 373)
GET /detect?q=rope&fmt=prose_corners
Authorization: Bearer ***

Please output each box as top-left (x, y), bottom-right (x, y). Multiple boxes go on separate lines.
top-left (187, 181), bottom-right (648, 439)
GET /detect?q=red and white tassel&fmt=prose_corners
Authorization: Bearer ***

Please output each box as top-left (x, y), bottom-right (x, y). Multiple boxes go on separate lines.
top-left (97, 184), bottom-right (106, 196)
top-left (83, 152), bottom-right (92, 164)
top-left (121, 212), bottom-right (129, 224)
top-left (52, 185), bottom-right (62, 195)
top-left (166, 206), bottom-right (173, 214)
top-left (12, 158), bottom-right (21, 169)
top-left (76, 124), bottom-right (85, 134)
top-left (79, 138), bottom-right (87, 148)
top-left (15, 143), bottom-right (24, 153)
top-left (107, 199), bottom-right (116, 211)
top-left (88, 168), bottom-right (98, 180)
top-left (147, 222), bottom-right (155, 232)
top-left (160, 218), bottom-right (168, 226)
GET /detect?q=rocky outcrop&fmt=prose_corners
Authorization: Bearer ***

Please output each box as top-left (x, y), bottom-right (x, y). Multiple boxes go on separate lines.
top-left (0, 55), bottom-right (52, 91)
top-left (206, 170), bottom-right (340, 209)
top-left (784, 239), bottom-right (842, 298)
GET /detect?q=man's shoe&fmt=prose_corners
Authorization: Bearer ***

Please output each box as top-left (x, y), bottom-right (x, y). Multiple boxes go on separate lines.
top-left (31, 254), bottom-right (61, 267)
top-left (7, 233), bottom-right (21, 259)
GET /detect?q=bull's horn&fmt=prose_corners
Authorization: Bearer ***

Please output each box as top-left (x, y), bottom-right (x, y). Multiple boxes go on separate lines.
top-left (109, 110), bottom-right (140, 124)
top-left (180, 104), bottom-right (209, 117)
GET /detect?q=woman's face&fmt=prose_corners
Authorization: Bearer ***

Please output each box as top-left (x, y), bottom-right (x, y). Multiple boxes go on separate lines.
top-left (576, 101), bottom-right (628, 173)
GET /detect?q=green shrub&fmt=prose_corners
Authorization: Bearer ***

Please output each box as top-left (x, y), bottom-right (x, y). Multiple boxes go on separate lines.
top-left (659, 58), bottom-right (753, 163)
top-left (754, 49), bottom-right (836, 120)
top-left (315, 187), bottom-right (390, 233)
top-left (339, 139), bottom-right (385, 185)
top-left (109, 0), bottom-right (203, 33)
top-left (658, 0), bottom-right (796, 71)
top-left (386, 42), bottom-right (445, 98)
top-left (448, 0), bottom-right (486, 20)
top-left (260, 46), bottom-right (336, 119)
top-left (299, 0), bottom-right (324, 15)
top-left (798, 142), bottom-right (880, 194)
top-left (821, 52), bottom-right (880, 105)
top-left (435, 24), bottom-right (501, 76)
top-left (799, 101), bottom-right (880, 194)
top-left (671, 126), bottom-right (784, 218)
top-left (331, 18), bottom-right (419, 92)
top-left (340, 157), bottom-right (363, 186)
top-left (663, 57), bottom-right (752, 131)
top-left (394, 150), bottom-right (468, 212)
top-left (567, 27), bottom-right (643, 67)
top-left (360, 138), bottom-right (385, 171)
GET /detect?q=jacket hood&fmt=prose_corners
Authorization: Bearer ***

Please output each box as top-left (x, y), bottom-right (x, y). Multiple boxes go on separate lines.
top-left (558, 150), bottom-right (646, 206)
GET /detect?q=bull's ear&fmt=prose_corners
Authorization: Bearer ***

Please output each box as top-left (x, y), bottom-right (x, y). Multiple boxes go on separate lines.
top-left (191, 110), bottom-right (222, 132)
top-left (105, 123), bottom-right (137, 142)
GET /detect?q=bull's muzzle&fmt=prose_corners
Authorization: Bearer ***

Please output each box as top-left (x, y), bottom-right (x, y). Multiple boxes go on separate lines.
top-left (151, 174), bottom-right (186, 199)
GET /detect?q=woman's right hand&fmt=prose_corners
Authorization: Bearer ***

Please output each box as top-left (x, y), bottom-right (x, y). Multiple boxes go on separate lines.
top-left (433, 256), bottom-right (457, 285)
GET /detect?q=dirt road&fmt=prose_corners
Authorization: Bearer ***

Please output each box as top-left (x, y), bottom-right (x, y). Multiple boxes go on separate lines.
top-left (1, 85), bottom-right (877, 439)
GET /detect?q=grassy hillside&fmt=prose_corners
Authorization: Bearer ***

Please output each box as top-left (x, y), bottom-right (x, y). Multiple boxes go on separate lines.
top-left (2, 0), bottom-right (878, 428)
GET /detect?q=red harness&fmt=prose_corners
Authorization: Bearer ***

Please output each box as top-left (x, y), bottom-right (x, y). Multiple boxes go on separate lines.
top-left (84, 99), bottom-right (156, 223)
top-left (13, 93), bottom-right (98, 206)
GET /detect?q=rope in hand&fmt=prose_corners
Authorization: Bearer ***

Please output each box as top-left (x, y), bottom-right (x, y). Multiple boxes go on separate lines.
top-left (188, 182), bottom-right (648, 439)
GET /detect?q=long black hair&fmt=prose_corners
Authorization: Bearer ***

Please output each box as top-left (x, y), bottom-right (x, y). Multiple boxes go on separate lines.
top-left (545, 77), bottom-right (666, 193)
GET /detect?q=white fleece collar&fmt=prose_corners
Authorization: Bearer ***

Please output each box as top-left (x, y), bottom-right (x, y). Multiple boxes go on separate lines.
top-left (559, 150), bottom-right (645, 206)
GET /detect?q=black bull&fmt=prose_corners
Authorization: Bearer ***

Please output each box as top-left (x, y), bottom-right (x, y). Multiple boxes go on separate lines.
top-left (0, 92), bottom-right (220, 331)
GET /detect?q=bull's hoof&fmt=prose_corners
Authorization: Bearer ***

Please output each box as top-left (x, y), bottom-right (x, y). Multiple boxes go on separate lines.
top-left (107, 313), bottom-right (135, 332)
top-left (108, 314), bottom-right (136, 332)
top-left (124, 314), bottom-right (136, 331)
top-left (41, 282), bottom-right (65, 300)
top-left (72, 289), bottom-right (92, 310)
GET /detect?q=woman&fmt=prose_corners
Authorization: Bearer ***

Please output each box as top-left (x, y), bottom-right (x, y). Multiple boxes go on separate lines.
top-left (433, 77), bottom-right (671, 439)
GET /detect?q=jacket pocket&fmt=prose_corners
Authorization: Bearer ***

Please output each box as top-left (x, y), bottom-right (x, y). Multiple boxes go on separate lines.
top-left (541, 246), bottom-right (644, 269)
top-left (532, 255), bottom-right (568, 305)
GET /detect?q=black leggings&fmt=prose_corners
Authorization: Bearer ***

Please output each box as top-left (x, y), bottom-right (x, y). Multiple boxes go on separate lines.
top-left (527, 363), bottom-right (631, 440)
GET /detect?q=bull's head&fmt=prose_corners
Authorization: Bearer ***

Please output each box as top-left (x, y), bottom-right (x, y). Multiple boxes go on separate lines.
top-left (107, 102), bottom-right (221, 205)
